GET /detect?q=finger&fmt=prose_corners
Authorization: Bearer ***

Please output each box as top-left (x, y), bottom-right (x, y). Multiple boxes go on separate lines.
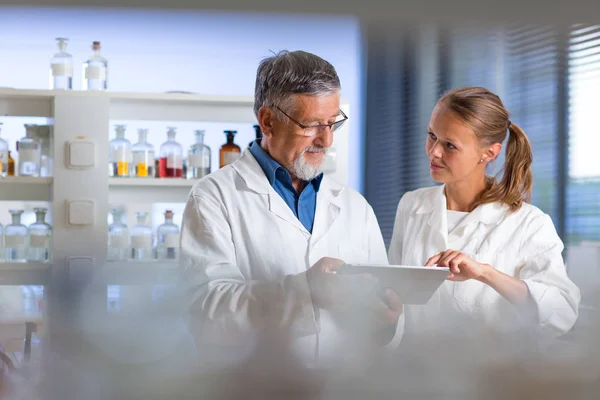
top-left (381, 288), bottom-right (403, 312)
top-left (446, 272), bottom-right (456, 280)
top-left (438, 250), bottom-right (460, 267)
top-left (425, 253), bottom-right (443, 266)
top-left (321, 257), bottom-right (345, 273)
top-left (449, 254), bottom-right (466, 274)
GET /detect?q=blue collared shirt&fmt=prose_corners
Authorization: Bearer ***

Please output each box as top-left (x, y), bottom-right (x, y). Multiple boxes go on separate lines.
top-left (249, 140), bottom-right (323, 233)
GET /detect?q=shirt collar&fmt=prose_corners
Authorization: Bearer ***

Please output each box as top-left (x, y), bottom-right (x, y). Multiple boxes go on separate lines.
top-left (249, 140), bottom-right (323, 192)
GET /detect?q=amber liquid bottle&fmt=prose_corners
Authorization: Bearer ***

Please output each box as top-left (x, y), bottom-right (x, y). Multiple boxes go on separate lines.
top-left (219, 130), bottom-right (241, 168)
top-left (8, 151), bottom-right (15, 176)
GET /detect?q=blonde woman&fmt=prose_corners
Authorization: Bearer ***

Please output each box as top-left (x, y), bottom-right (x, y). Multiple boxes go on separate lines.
top-left (389, 87), bottom-right (580, 339)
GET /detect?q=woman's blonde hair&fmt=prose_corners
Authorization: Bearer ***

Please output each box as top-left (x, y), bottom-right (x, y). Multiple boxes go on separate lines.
top-left (437, 86), bottom-right (533, 212)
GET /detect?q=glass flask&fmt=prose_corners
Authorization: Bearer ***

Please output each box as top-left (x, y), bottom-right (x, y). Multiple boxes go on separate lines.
top-left (156, 210), bottom-right (180, 261)
top-left (28, 208), bottom-right (52, 262)
top-left (17, 124), bottom-right (42, 177)
top-left (132, 128), bottom-right (155, 178)
top-left (107, 207), bottom-right (130, 261)
top-left (50, 37), bottom-right (73, 90)
top-left (0, 122), bottom-right (9, 178)
top-left (5, 210), bottom-right (28, 262)
top-left (158, 127), bottom-right (183, 178)
top-left (187, 129), bottom-right (211, 179)
top-left (109, 124), bottom-right (132, 177)
top-left (130, 212), bottom-right (153, 261)
top-left (219, 130), bottom-right (241, 168)
top-left (82, 41), bottom-right (108, 91)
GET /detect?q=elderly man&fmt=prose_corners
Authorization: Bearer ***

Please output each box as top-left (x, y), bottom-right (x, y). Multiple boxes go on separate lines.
top-left (180, 50), bottom-right (403, 367)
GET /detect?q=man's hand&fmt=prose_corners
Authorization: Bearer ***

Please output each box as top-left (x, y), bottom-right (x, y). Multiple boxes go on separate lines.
top-left (306, 257), bottom-right (378, 310)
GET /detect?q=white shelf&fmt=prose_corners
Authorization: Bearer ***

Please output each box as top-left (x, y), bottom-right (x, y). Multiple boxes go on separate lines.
top-left (109, 177), bottom-right (195, 203)
top-left (108, 178), bottom-right (197, 188)
top-left (0, 88), bottom-right (256, 123)
top-left (0, 262), bottom-right (51, 285)
top-left (0, 177), bottom-right (53, 201)
top-left (0, 89), bottom-right (53, 117)
top-left (103, 261), bottom-right (179, 285)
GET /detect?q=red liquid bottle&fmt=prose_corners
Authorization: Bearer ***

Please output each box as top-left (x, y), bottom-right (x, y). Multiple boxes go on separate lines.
top-left (158, 127), bottom-right (183, 178)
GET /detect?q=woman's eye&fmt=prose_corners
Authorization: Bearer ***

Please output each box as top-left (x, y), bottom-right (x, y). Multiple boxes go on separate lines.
top-left (447, 142), bottom-right (456, 150)
top-left (428, 132), bottom-right (436, 140)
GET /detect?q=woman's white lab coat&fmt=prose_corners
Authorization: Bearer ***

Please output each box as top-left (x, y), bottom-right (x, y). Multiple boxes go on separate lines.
top-left (388, 185), bottom-right (580, 339)
top-left (179, 149), bottom-right (395, 367)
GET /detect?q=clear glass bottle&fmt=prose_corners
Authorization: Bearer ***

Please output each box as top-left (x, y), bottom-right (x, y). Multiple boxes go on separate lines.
top-left (36, 125), bottom-right (53, 177)
top-left (5, 210), bottom-right (28, 262)
top-left (108, 208), bottom-right (130, 261)
top-left (187, 130), bottom-right (211, 179)
top-left (130, 212), bottom-right (153, 261)
top-left (156, 210), bottom-right (180, 261)
top-left (132, 129), bottom-right (155, 178)
top-left (219, 130), bottom-right (241, 168)
top-left (109, 124), bottom-right (132, 178)
top-left (0, 122), bottom-right (9, 178)
top-left (17, 124), bottom-right (42, 177)
top-left (158, 127), bottom-right (183, 178)
top-left (82, 41), bottom-right (108, 91)
top-left (28, 208), bottom-right (52, 262)
top-left (49, 37), bottom-right (73, 90)
top-left (249, 124), bottom-right (263, 148)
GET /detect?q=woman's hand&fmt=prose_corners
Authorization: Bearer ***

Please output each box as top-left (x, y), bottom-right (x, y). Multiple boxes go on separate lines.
top-left (425, 249), bottom-right (489, 282)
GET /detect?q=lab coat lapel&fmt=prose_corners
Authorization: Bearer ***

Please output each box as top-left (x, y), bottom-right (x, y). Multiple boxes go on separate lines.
top-left (310, 178), bottom-right (343, 248)
top-left (417, 184), bottom-right (449, 251)
top-left (267, 187), bottom-right (308, 233)
top-left (232, 149), bottom-right (308, 234)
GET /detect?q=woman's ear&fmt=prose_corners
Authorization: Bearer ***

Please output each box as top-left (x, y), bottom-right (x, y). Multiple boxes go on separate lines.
top-left (482, 142), bottom-right (502, 163)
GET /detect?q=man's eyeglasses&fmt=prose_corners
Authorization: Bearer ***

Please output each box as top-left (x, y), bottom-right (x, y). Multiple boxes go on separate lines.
top-left (274, 105), bottom-right (348, 137)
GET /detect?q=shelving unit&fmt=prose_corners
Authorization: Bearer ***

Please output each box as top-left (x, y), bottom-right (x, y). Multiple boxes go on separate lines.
top-left (0, 88), bottom-right (351, 286)
top-left (108, 177), bottom-right (195, 203)
top-left (0, 262), bottom-right (51, 285)
top-left (0, 177), bottom-right (53, 201)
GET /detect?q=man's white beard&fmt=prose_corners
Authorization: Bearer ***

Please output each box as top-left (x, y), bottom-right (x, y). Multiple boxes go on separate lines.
top-left (289, 146), bottom-right (328, 181)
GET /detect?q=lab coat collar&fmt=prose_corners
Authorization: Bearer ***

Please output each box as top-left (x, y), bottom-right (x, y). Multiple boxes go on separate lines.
top-left (233, 149), bottom-right (345, 235)
top-left (416, 184), bottom-right (506, 226)
top-left (232, 149), bottom-right (272, 195)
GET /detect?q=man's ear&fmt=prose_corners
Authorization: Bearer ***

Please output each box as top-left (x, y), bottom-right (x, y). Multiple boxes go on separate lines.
top-left (258, 107), bottom-right (275, 138)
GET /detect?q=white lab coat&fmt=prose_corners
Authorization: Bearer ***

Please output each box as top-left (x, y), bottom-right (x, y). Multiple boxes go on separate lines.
top-left (388, 185), bottom-right (580, 339)
top-left (179, 149), bottom-right (397, 368)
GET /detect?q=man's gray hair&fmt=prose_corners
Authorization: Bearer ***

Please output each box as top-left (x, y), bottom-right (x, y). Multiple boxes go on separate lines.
top-left (253, 50), bottom-right (341, 118)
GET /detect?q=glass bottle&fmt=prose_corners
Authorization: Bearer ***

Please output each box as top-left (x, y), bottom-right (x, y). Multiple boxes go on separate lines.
top-left (156, 210), bottom-right (180, 261)
top-left (158, 127), bottom-right (183, 178)
top-left (132, 129), bottom-right (155, 178)
top-left (36, 125), bottom-right (53, 177)
top-left (187, 130), bottom-right (211, 179)
top-left (5, 210), bottom-right (28, 262)
top-left (249, 124), bottom-right (263, 148)
top-left (109, 124), bottom-right (132, 178)
top-left (17, 124), bottom-right (42, 177)
top-left (219, 130), bottom-right (241, 168)
top-left (107, 208), bottom-right (129, 261)
top-left (8, 151), bottom-right (15, 176)
top-left (130, 212), bottom-right (153, 261)
top-left (0, 122), bottom-right (8, 177)
top-left (49, 37), bottom-right (73, 90)
top-left (0, 222), bottom-right (3, 262)
top-left (82, 41), bottom-right (108, 91)
top-left (28, 208), bottom-right (52, 262)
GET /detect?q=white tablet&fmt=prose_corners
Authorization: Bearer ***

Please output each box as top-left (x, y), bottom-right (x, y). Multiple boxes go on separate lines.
top-left (339, 264), bottom-right (450, 305)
